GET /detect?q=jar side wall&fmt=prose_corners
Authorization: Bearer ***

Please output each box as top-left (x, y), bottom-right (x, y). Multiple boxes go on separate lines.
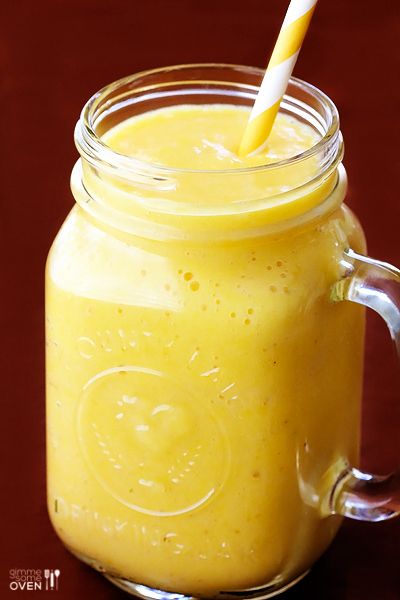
top-left (46, 204), bottom-right (366, 593)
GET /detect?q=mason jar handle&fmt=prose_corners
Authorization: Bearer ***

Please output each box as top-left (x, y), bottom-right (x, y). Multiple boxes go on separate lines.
top-left (328, 248), bottom-right (400, 522)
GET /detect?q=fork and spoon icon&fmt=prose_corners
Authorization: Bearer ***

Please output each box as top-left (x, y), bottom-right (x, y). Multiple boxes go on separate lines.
top-left (44, 569), bottom-right (60, 590)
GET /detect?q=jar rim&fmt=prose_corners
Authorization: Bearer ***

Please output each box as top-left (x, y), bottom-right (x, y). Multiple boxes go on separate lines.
top-left (75, 62), bottom-right (341, 177)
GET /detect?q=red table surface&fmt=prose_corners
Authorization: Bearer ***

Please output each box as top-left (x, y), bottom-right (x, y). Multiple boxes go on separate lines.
top-left (1, 1), bottom-right (400, 598)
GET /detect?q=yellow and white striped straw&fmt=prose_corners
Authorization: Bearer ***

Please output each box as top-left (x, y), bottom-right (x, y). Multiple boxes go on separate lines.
top-left (239, 0), bottom-right (318, 156)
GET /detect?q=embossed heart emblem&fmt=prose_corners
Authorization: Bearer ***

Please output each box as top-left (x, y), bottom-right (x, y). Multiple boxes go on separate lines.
top-left (77, 366), bottom-right (229, 516)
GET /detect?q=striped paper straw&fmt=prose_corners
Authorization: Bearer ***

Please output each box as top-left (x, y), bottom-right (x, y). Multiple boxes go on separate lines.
top-left (239, 0), bottom-right (318, 156)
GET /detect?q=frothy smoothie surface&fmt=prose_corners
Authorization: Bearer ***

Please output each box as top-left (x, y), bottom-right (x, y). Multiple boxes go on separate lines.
top-left (102, 105), bottom-right (320, 170)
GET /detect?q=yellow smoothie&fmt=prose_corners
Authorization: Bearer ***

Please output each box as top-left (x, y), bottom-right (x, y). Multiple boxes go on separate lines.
top-left (46, 104), bottom-right (365, 594)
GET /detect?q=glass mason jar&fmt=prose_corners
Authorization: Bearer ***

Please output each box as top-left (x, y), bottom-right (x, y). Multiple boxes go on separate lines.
top-left (45, 64), bottom-right (400, 599)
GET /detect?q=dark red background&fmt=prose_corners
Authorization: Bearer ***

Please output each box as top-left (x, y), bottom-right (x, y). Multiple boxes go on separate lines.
top-left (1, 1), bottom-right (400, 598)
